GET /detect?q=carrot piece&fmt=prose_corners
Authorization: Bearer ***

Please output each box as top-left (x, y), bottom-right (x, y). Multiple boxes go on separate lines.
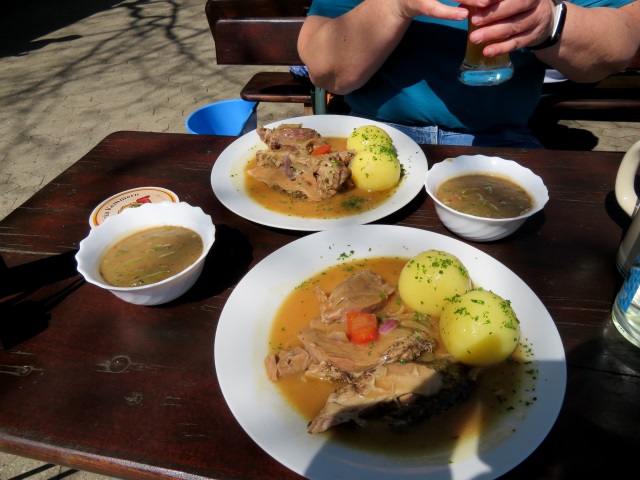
top-left (311, 145), bottom-right (332, 155)
top-left (346, 311), bottom-right (379, 344)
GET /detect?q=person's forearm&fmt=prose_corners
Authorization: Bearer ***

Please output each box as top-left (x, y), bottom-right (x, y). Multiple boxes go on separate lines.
top-left (535, 2), bottom-right (640, 82)
top-left (298, 0), bottom-right (412, 94)
top-left (298, 0), bottom-right (474, 94)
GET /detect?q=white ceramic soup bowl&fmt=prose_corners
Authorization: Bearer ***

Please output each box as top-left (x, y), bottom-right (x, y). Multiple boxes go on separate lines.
top-left (76, 201), bottom-right (215, 306)
top-left (425, 155), bottom-right (549, 242)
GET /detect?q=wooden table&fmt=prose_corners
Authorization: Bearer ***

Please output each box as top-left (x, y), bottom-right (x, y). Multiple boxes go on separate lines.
top-left (1, 131), bottom-right (638, 479)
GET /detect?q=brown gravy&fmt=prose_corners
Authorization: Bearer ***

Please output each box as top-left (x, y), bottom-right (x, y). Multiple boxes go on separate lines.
top-left (245, 137), bottom-right (399, 219)
top-left (436, 174), bottom-right (533, 219)
top-left (99, 225), bottom-right (203, 287)
top-left (268, 257), bottom-right (538, 460)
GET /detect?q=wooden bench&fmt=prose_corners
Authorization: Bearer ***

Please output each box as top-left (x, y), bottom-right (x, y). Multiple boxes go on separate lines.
top-left (534, 51), bottom-right (640, 121)
top-left (205, 0), bottom-right (326, 116)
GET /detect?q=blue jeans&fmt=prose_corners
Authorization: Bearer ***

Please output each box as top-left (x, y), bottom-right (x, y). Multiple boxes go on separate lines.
top-left (350, 113), bottom-right (543, 149)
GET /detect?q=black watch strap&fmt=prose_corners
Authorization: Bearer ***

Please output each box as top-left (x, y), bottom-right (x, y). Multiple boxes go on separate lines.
top-left (529, 0), bottom-right (567, 50)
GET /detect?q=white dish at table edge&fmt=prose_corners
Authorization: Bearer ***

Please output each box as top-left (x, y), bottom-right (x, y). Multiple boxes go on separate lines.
top-left (214, 224), bottom-right (566, 480)
top-left (210, 115), bottom-right (428, 231)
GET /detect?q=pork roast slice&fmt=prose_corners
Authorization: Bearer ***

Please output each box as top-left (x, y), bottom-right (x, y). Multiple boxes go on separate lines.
top-left (248, 149), bottom-right (353, 201)
top-left (252, 124), bottom-right (355, 201)
top-left (297, 320), bottom-right (433, 375)
top-left (314, 269), bottom-right (396, 324)
top-left (265, 346), bottom-right (312, 381)
top-left (257, 124), bottom-right (325, 153)
top-left (255, 149), bottom-right (355, 170)
top-left (307, 360), bottom-right (474, 434)
top-left (247, 160), bottom-right (349, 201)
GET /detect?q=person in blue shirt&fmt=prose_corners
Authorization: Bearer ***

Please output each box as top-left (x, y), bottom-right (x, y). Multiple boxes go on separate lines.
top-left (298, 0), bottom-right (640, 147)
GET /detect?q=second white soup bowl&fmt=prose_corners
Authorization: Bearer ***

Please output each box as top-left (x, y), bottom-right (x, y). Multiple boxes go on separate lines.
top-left (425, 155), bottom-right (549, 242)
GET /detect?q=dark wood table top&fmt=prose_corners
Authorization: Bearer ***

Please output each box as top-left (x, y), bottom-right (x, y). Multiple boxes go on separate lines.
top-left (1, 131), bottom-right (638, 480)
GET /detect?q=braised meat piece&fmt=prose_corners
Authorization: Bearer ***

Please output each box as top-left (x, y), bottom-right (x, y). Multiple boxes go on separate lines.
top-left (249, 124), bottom-right (355, 201)
top-left (248, 152), bottom-right (352, 201)
top-left (314, 269), bottom-right (395, 323)
top-left (297, 320), bottom-right (433, 376)
top-left (307, 360), bottom-right (474, 434)
top-left (265, 269), bottom-right (476, 435)
top-left (266, 318), bottom-right (433, 382)
top-left (265, 346), bottom-right (312, 382)
top-left (257, 124), bottom-right (325, 153)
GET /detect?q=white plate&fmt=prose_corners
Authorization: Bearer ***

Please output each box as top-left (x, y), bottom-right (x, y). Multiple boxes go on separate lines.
top-left (543, 69), bottom-right (568, 83)
top-left (210, 115), bottom-right (428, 231)
top-left (214, 225), bottom-right (566, 480)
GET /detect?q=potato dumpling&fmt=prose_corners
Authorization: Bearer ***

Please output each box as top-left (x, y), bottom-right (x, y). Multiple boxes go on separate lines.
top-left (439, 289), bottom-right (520, 366)
top-left (398, 250), bottom-right (471, 317)
top-left (347, 125), bottom-right (394, 152)
top-left (350, 145), bottom-right (401, 191)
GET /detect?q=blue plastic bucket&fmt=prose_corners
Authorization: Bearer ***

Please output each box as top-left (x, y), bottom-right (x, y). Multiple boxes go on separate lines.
top-left (185, 99), bottom-right (258, 136)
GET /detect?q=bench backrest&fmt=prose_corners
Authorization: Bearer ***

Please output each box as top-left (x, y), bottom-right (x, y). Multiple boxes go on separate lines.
top-left (213, 17), bottom-right (305, 66)
top-left (205, 0), bottom-right (309, 66)
top-left (205, 0), bottom-right (310, 27)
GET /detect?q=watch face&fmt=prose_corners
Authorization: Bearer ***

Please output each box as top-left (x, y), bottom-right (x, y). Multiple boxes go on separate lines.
top-left (551, 2), bottom-right (567, 40)
top-left (529, 1), bottom-right (566, 50)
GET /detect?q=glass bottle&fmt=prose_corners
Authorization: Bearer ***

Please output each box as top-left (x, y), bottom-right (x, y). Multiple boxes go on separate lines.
top-left (612, 255), bottom-right (640, 348)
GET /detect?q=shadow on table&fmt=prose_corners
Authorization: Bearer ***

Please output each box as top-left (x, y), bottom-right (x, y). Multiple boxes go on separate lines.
top-left (301, 354), bottom-right (567, 480)
top-left (167, 224), bottom-right (254, 305)
top-left (530, 120), bottom-right (600, 151)
top-left (0, 250), bottom-right (82, 349)
top-left (301, 327), bottom-right (638, 479)
top-left (501, 323), bottom-right (640, 479)
top-left (0, 225), bottom-right (254, 346)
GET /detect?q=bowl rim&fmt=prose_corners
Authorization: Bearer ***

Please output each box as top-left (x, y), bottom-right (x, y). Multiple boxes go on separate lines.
top-left (76, 201), bottom-right (215, 292)
top-left (425, 154), bottom-right (549, 223)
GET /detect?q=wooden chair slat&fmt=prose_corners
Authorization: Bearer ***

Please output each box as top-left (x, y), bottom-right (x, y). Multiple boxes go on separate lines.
top-left (240, 72), bottom-right (311, 103)
top-left (214, 18), bottom-right (305, 66)
top-left (204, 0), bottom-right (328, 116)
top-left (205, 0), bottom-right (310, 34)
top-left (536, 69), bottom-right (640, 121)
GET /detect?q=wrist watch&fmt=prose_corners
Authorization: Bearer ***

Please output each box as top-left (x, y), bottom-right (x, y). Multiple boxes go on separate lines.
top-left (529, 0), bottom-right (567, 50)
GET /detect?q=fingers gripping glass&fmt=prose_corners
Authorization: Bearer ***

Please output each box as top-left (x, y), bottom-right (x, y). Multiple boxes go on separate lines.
top-left (458, 8), bottom-right (514, 86)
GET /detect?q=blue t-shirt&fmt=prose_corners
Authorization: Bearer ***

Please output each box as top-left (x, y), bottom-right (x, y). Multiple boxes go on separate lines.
top-left (307, 0), bottom-right (634, 132)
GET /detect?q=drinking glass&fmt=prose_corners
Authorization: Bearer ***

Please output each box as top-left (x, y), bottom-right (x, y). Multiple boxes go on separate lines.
top-left (458, 8), bottom-right (513, 86)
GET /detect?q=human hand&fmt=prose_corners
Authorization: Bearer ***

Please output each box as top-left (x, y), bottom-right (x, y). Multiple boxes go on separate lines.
top-left (461, 0), bottom-right (558, 57)
top-left (392, 0), bottom-right (556, 55)
top-left (391, 0), bottom-right (469, 22)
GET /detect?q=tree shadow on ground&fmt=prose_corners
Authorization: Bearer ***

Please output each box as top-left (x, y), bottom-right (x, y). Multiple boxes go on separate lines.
top-left (0, 0), bottom-right (126, 57)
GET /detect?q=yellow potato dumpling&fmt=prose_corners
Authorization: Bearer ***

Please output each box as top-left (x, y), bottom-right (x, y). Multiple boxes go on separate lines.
top-left (439, 289), bottom-right (520, 366)
top-left (350, 145), bottom-right (401, 191)
top-left (347, 125), bottom-right (394, 152)
top-left (398, 250), bottom-right (471, 317)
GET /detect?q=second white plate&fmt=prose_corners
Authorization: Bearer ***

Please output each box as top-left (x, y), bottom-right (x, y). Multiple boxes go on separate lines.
top-left (214, 224), bottom-right (567, 480)
top-left (210, 115), bottom-right (428, 231)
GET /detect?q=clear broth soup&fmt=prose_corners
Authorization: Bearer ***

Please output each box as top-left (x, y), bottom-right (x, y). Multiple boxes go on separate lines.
top-left (437, 174), bottom-right (533, 219)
